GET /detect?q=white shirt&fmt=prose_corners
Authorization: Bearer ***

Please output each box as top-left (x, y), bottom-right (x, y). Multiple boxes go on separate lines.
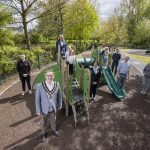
top-left (93, 66), bottom-right (99, 74)
top-left (68, 55), bottom-right (76, 64)
top-left (118, 60), bottom-right (131, 75)
top-left (45, 81), bottom-right (54, 91)
top-left (104, 51), bottom-right (109, 59)
top-left (45, 81), bottom-right (56, 112)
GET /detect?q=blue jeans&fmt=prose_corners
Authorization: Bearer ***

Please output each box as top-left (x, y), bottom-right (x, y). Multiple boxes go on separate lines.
top-left (118, 73), bottom-right (127, 89)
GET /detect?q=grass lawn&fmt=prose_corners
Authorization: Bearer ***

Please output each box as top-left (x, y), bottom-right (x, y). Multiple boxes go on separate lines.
top-left (127, 53), bottom-right (150, 64)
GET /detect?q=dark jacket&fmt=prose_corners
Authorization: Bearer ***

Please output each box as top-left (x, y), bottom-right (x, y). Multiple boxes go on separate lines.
top-left (16, 59), bottom-right (31, 75)
top-left (112, 53), bottom-right (121, 63)
top-left (56, 39), bottom-right (67, 54)
top-left (89, 66), bottom-right (101, 84)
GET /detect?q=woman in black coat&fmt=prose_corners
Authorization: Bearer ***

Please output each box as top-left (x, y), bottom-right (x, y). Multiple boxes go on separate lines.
top-left (89, 61), bottom-right (101, 101)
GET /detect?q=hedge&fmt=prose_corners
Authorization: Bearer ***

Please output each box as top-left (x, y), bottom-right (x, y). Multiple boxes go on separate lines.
top-left (0, 46), bottom-right (51, 75)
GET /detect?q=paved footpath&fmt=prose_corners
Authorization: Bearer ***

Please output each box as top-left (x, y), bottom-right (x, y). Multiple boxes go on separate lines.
top-left (0, 51), bottom-right (150, 150)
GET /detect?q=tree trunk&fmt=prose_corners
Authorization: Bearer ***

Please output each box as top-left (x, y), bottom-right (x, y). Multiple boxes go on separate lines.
top-left (22, 20), bottom-right (31, 50)
top-left (21, 1), bottom-right (31, 50)
top-left (59, 0), bottom-right (64, 34)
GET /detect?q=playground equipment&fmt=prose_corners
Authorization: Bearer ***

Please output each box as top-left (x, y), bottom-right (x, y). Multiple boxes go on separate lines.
top-left (76, 48), bottom-right (125, 99)
top-left (33, 46), bottom-right (125, 126)
top-left (90, 48), bottom-right (125, 99)
top-left (33, 46), bottom-right (91, 126)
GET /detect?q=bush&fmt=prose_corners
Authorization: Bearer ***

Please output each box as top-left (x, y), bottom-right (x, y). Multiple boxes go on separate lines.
top-left (0, 46), bottom-right (48, 75)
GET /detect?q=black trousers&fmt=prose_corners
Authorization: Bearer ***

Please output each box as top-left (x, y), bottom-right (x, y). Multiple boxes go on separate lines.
top-left (90, 84), bottom-right (98, 98)
top-left (19, 74), bottom-right (31, 91)
top-left (112, 61), bottom-right (119, 75)
top-left (69, 64), bottom-right (74, 75)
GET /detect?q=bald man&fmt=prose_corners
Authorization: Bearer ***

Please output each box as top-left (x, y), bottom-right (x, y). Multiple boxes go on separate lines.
top-left (117, 56), bottom-right (131, 89)
top-left (35, 71), bottom-right (62, 141)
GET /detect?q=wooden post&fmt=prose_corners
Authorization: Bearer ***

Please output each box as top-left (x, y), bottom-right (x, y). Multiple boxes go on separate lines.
top-left (80, 64), bottom-right (84, 89)
top-left (57, 44), bottom-right (61, 70)
top-left (98, 47), bottom-right (100, 63)
top-left (65, 63), bottom-right (69, 117)
top-left (92, 43), bottom-right (94, 54)
top-left (87, 69), bottom-right (91, 103)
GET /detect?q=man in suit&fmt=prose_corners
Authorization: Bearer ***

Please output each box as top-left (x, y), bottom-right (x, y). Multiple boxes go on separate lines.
top-left (35, 71), bottom-right (62, 142)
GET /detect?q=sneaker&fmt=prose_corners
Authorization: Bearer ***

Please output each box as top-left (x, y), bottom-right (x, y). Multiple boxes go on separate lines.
top-left (21, 91), bottom-right (25, 96)
top-left (52, 131), bottom-right (60, 137)
top-left (29, 90), bottom-right (32, 94)
top-left (140, 91), bottom-right (146, 95)
top-left (93, 97), bottom-right (96, 101)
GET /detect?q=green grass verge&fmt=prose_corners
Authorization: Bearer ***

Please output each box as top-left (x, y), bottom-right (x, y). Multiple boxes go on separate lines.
top-left (33, 64), bottom-right (62, 85)
top-left (127, 54), bottom-right (150, 64)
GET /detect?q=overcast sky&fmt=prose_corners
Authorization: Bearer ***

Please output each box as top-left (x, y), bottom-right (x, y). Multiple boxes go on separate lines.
top-left (99, 0), bottom-right (122, 20)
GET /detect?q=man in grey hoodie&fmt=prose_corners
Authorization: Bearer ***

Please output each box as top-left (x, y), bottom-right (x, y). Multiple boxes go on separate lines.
top-left (141, 63), bottom-right (150, 95)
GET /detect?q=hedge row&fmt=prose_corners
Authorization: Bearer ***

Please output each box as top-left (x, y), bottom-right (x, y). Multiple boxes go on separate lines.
top-left (0, 46), bottom-right (52, 75)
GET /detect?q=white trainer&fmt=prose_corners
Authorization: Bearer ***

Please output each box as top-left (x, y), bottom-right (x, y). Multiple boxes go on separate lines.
top-left (29, 90), bottom-right (32, 94)
top-left (22, 91), bottom-right (25, 96)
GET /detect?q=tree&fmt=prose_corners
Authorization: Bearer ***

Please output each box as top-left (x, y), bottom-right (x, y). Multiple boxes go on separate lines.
top-left (119, 0), bottom-right (148, 44)
top-left (37, 0), bottom-right (67, 41)
top-left (64, 0), bottom-right (99, 42)
top-left (95, 16), bottom-right (128, 46)
top-left (133, 20), bottom-right (150, 48)
top-left (1, 0), bottom-right (70, 50)
top-left (0, 4), bottom-right (13, 48)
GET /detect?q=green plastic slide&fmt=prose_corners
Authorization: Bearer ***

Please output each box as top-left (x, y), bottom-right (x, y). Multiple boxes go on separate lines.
top-left (102, 66), bottom-right (125, 99)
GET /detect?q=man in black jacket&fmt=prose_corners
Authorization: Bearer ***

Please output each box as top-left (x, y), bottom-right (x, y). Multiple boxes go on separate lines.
top-left (16, 54), bottom-right (32, 95)
top-left (112, 49), bottom-right (121, 75)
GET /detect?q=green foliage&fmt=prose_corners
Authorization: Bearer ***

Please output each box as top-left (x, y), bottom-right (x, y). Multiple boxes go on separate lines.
top-left (0, 29), bottom-right (14, 46)
top-left (96, 16), bottom-right (128, 46)
top-left (119, 0), bottom-right (150, 46)
top-left (0, 46), bottom-right (48, 74)
top-left (0, 4), bottom-right (13, 47)
top-left (133, 20), bottom-right (150, 48)
top-left (30, 32), bottom-right (42, 44)
top-left (64, 0), bottom-right (99, 40)
top-left (13, 34), bottom-right (26, 45)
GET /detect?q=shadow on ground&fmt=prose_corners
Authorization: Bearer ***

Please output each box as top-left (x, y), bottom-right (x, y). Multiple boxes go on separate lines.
top-left (3, 73), bottom-right (150, 150)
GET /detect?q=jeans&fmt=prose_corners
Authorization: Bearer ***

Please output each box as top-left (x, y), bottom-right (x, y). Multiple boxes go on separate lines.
top-left (117, 73), bottom-right (127, 89)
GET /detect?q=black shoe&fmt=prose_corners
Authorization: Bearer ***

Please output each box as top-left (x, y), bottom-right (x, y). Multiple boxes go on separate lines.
top-left (41, 133), bottom-right (47, 142)
top-left (52, 131), bottom-right (60, 137)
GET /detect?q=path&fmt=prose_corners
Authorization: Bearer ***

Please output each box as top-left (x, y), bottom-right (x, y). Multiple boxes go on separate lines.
top-left (0, 64), bottom-right (150, 150)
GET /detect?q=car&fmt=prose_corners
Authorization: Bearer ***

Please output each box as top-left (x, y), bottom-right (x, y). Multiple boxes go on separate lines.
top-left (145, 50), bottom-right (150, 55)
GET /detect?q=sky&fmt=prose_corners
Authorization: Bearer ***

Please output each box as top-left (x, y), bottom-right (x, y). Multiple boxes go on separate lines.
top-left (99, 0), bottom-right (122, 20)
